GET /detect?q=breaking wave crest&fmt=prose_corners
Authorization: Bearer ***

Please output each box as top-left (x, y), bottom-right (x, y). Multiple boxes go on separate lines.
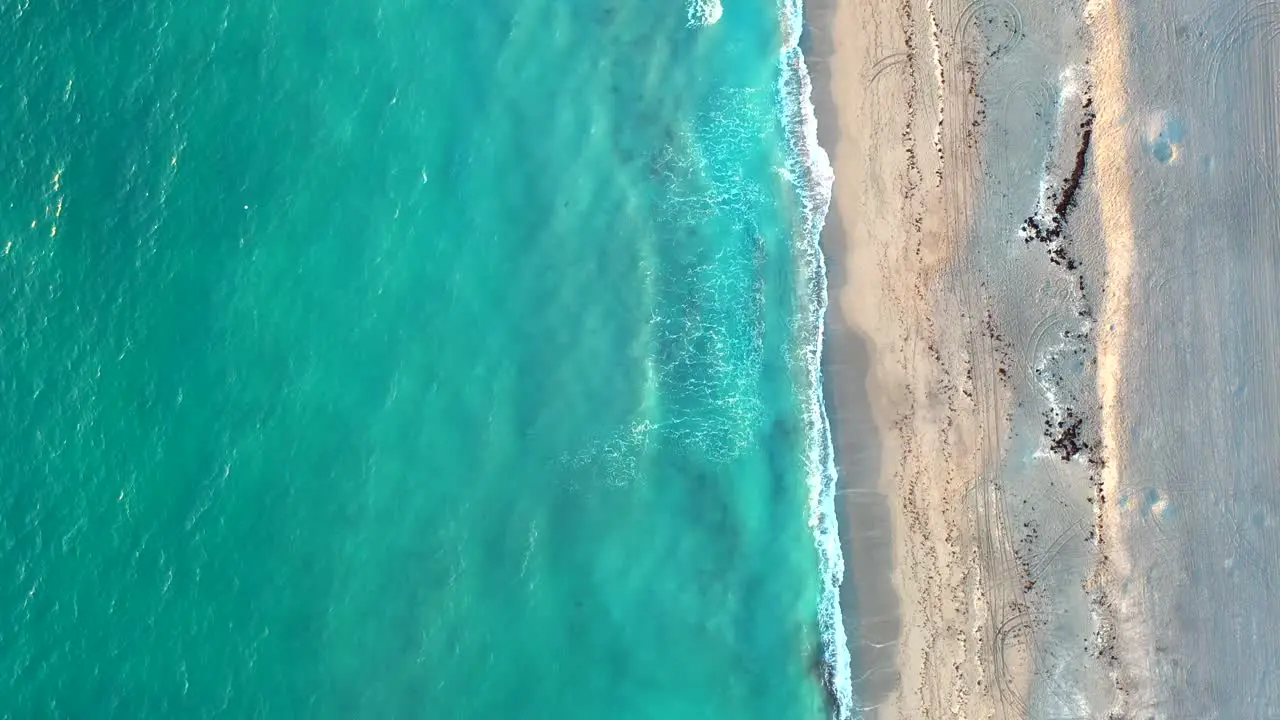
top-left (687, 0), bottom-right (724, 27)
top-left (776, 0), bottom-right (856, 717)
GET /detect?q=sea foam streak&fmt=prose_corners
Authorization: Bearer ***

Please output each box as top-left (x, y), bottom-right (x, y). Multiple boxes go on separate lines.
top-left (688, 0), bottom-right (724, 26)
top-left (776, 0), bottom-right (855, 717)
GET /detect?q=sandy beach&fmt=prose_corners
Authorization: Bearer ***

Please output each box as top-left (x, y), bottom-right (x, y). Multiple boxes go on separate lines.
top-left (812, 0), bottom-right (1280, 712)
top-left (808, 0), bottom-right (1150, 714)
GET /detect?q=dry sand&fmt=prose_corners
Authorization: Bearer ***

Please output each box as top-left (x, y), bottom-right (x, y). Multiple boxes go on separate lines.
top-left (806, 0), bottom-right (1154, 715)
top-left (812, 0), bottom-right (1280, 713)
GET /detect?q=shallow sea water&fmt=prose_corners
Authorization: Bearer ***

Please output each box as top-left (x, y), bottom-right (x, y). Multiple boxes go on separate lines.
top-left (0, 0), bottom-right (848, 717)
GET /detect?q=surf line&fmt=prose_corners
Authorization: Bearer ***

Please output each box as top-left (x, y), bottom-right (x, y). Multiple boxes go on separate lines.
top-left (778, 0), bottom-right (856, 717)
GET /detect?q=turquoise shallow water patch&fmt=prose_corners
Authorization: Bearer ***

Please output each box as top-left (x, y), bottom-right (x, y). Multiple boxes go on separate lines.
top-left (0, 1), bottom-right (845, 717)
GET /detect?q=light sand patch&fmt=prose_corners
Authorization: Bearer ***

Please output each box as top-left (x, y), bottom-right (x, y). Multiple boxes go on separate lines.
top-left (1084, 0), bottom-right (1151, 714)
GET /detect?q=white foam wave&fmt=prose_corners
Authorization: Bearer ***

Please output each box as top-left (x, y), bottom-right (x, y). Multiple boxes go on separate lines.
top-left (687, 0), bottom-right (724, 27)
top-left (776, 0), bottom-right (855, 716)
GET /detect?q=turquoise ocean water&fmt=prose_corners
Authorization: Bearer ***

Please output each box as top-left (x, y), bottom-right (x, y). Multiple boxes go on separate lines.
top-left (0, 0), bottom-right (850, 717)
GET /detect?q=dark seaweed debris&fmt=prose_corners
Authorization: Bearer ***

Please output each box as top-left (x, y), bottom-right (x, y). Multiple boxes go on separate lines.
top-left (1020, 95), bottom-right (1097, 270)
top-left (1044, 410), bottom-right (1089, 461)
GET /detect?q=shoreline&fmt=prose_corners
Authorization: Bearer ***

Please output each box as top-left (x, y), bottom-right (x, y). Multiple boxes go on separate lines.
top-left (783, 1), bottom-right (855, 716)
top-left (810, 0), bottom-right (1012, 707)
top-left (803, 0), bottom-right (903, 713)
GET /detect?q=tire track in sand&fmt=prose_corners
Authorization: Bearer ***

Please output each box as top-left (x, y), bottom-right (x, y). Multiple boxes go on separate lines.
top-left (945, 1), bottom-right (1036, 713)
